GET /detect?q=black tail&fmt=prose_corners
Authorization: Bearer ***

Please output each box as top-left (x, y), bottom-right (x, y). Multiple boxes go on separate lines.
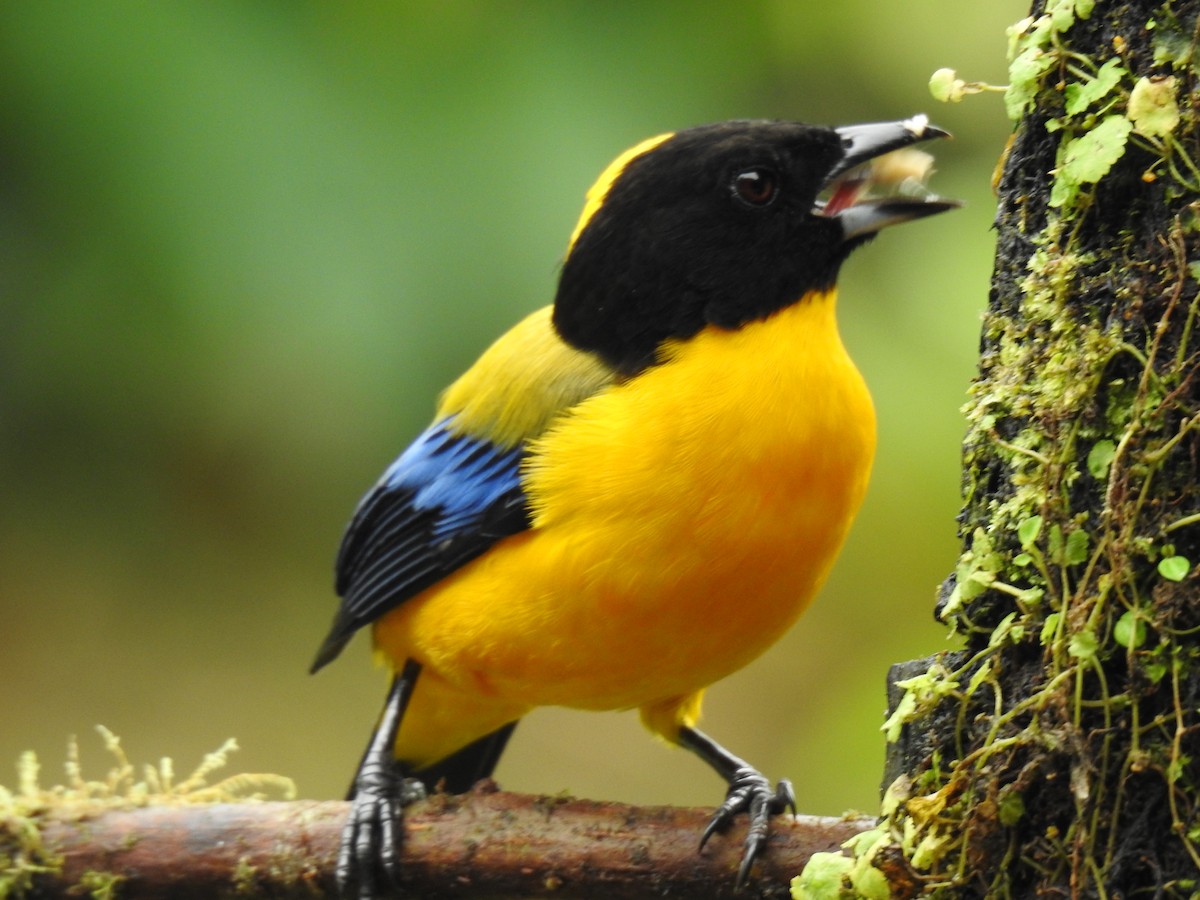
top-left (345, 661), bottom-right (519, 800)
top-left (413, 721), bottom-right (519, 794)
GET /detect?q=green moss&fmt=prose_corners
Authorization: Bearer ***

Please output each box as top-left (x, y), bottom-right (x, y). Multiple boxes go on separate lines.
top-left (231, 857), bottom-right (260, 895)
top-left (803, 2), bottom-right (1200, 895)
top-left (0, 730), bottom-right (296, 899)
top-left (73, 870), bottom-right (126, 900)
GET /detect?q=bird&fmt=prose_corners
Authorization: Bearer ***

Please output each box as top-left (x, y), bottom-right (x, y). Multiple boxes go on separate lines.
top-left (312, 114), bottom-right (956, 897)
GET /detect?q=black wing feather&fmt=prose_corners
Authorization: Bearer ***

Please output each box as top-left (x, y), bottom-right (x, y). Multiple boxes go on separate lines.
top-left (311, 418), bottom-right (530, 673)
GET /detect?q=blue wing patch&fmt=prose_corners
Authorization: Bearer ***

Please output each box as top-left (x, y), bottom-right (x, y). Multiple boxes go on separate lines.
top-left (380, 425), bottom-right (523, 540)
top-left (311, 417), bottom-right (529, 672)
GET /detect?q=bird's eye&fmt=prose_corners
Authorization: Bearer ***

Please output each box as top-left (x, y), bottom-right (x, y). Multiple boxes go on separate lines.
top-left (731, 167), bottom-right (779, 207)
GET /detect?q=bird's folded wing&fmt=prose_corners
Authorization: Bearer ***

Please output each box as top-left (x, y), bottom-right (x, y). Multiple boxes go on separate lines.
top-left (312, 421), bottom-right (528, 672)
top-left (311, 305), bottom-right (615, 672)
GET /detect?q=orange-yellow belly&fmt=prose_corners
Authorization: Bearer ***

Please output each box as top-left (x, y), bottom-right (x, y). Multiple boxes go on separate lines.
top-left (374, 291), bottom-right (875, 767)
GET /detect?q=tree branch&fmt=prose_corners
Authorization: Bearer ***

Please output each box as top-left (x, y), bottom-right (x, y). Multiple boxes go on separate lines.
top-left (20, 784), bottom-right (872, 898)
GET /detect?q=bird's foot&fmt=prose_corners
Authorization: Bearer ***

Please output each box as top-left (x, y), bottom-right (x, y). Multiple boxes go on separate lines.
top-left (699, 766), bottom-right (796, 889)
top-left (337, 759), bottom-right (427, 899)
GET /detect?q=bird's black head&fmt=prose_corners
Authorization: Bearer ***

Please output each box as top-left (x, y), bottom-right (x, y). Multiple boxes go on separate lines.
top-left (553, 116), bottom-right (956, 374)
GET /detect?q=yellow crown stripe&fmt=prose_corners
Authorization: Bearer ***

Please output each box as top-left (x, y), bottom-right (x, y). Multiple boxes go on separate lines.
top-left (566, 131), bottom-right (674, 253)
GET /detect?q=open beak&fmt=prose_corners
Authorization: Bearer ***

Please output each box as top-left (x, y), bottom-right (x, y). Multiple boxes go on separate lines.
top-left (818, 114), bottom-right (960, 241)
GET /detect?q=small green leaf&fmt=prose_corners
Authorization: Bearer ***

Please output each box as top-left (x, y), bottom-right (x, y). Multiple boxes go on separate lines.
top-left (1050, 114), bottom-right (1133, 207)
top-left (1013, 552), bottom-right (1033, 567)
top-left (967, 569), bottom-right (997, 591)
top-left (881, 690), bottom-right (917, 743)
top-left (1048, 524), bottom-right (1065, 563)
top-left (989, 612), bottom-right (1021, 648)
top-left (1144, 660), bottom-right (1168, 684)
top-left (988, 614), bottom-right (1017, 648)
top-left (1087, 439), bottom-right (1116, 479)
top-left (1048, 174), bottom-right (1076, 211)
top-left (792, 852), bottom-right (853, 900)
top-left (880, 778), bottom-right (909, 818)
top-left (1064, 58), bottom-right (1127, 115)
top-left (1158, 555), bottom-right (1191, 581)
top-left (1128, 75), bottom-right (1180, 137)
top-left (1020, 587), bottom-right (1045, 609)
top-left (1018, 515), bottom-right (1043, 549)
top-left (1152, 25), bottom-right (1194, 68)
top-left (1007, 14), bottom-right (1052, 62)
top-left (1061, 114), bottom-right (1133, 182)
top-left (1045, 0), bottom-right (1094, 32)
top-left (939, 583), bottom-right (965, 618)
top-left (1048, 0), bottom-right (1077, 32)
top-left (844, 827), bottom-right (888, 857)
top-left (1040, 612), bottom-right (1061, 646)
top-left (1069, 630), bottom-right (1099, 659)
top-left (998, 789), bottom-right (1026, 826)
top-left (967, 659), bottom-right (993, 695)
top-left (850, 860), bottom-right (891, 900)
top-left (1064, 528), bottom-right (1089, 566)
top-left (1006, 45), bottom-right (1056, 121)
top-left (1114, 610), bottom-right (1147, 648)
top-left (930, 67), bottom-right (962, 103)
top-left (1167, 752), bottom-right (1189, 783)
top-left (971, 527), bottom-right (995, 556)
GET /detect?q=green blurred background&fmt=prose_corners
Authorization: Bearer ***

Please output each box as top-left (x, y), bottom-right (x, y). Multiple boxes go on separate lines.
top-left (0, 1), bottom-right (1022, 814)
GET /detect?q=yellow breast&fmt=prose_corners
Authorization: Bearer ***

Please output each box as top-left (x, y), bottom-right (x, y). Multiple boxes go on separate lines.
top-left (377, 290), bottom-right (875, 761)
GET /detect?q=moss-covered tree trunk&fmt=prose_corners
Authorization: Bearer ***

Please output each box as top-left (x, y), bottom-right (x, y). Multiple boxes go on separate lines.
top-left (824, 1), bottom-right (1200, 897)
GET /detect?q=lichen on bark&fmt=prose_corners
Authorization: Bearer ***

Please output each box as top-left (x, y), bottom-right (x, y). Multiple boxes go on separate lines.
top-left (799, 2), bottom-right (1200, 897)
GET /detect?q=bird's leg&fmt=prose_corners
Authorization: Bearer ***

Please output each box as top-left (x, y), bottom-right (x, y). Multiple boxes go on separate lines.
top-left (678, 725), bottom-right (797, 889)
top-left (338, 659), bottom-right (425, 900)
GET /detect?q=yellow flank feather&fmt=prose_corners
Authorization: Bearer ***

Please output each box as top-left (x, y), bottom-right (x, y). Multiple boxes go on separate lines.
top-left (436, 305), bottom-right (614, 447)
top-left (375, 290), bottom-right (876, 767)
top-left (566, 131), bottom-right (674, 252)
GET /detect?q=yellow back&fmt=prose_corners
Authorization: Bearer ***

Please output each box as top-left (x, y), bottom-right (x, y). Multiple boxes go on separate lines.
top-left (437, 305), bottom-right (613, 447)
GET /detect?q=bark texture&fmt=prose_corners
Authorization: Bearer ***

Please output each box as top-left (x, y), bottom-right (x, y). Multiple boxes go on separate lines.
top-left (876, 1), bottom-right (1200, 896)
top-left (2, 787), bottom-right (870, 899)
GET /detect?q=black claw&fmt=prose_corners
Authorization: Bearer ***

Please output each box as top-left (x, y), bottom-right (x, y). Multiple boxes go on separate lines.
top-left (336, 757), bottom-right (427, 899)
top-left (736, 836), bottom-right (761, 891)
top-left (697, 764), bottom-right (792, 890)
top-left (336, 664), bottom-right (423, 899)
top-left (676, 727), bottom-right (795, 889)
top-left (698, 812), bottom-right (724, 852)
top-left (775, 778), bottom-right (797, 817)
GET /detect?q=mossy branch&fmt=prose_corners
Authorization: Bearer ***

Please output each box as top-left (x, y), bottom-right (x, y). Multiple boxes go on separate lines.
top-left (3, 788), bottom-right (870, 899)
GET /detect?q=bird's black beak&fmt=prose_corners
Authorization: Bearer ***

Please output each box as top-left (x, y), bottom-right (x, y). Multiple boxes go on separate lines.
top-left (818, 114), bottom-right (959, 241)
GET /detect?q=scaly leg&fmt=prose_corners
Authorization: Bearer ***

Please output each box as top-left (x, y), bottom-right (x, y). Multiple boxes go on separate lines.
top-left (338, 659), bottom-right (425, 899)
top-left (678, 725), bottom-right (797, 889)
